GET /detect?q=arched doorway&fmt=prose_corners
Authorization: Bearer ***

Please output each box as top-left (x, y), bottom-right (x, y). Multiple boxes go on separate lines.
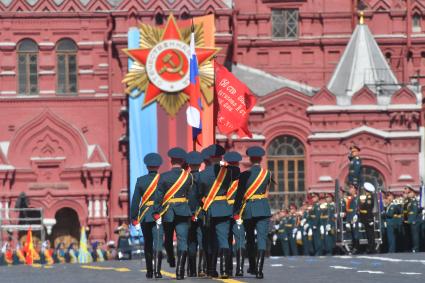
top-left (51, 207), bottom-right (80, 248)
top-left (267, 135), bottom-right (306, 210)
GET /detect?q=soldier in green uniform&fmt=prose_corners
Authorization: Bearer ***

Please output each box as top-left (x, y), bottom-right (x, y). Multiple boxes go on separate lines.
top-left (405, 185), bottom-right (420, 252)
top-left (309, 193), bottom-right (322, 255)
top-left (156, 147), bottom-right (193, 280)
top-left (130, 153), bottom-right (164, 279)
top-left (324, 193), bottom-right (336, 255)
top-left (222, 151), bottom-right (245, 277)
top-left (344, 185), bottom-right (360, 254)
top-left (287, 204), bottom-right (299, 256)
top-left (234, 146), bottom-right (272, 279)
top-left (384, 191), bottom-right (401, 253)
top-left (348, 145), bottom-right (362, 188)
top-left (198, 144), bottom-right (233, 278)
top-left (186, 151), bottom-right (203, 277)
top-left (359, 183), bottom-right (375, 254)
top-left (300, 201), bottom-right (312, 256)
top-left (276, 209), bottom-right (290, 256)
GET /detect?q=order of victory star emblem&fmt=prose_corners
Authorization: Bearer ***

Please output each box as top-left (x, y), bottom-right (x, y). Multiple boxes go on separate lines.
top-left (123, 15), bottom-right (219, 116)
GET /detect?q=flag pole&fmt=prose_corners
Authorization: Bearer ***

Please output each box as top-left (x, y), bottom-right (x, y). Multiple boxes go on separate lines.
top-left (212, 56), bottom-right (217, 145)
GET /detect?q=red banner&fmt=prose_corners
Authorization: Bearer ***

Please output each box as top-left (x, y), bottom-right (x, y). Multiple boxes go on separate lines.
top-left (214, 62), bottom-right (256, 138)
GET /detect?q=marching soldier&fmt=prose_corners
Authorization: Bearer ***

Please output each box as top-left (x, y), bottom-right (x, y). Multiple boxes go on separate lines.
top-left (186, 151), bottom-right (203, 277)
top-left (130, 153), bottom-right (164, 279)
top-left (198, 144), bottom-right (233, 278)
top-left (234, 146), bottom-right (272, 279)
top-left (156, 147), bottom-right (193, 280)
top-left (300, 201), bottom-right (313, 256)
top-left (345, 184), bottom-right (360, 254)
top-left (348, 145), bottom-right (362, 188)
top-left (359, 183), bottom-right (375, 254)
top-left (404, 185), bottom-right (420, 253)
top-left (384, 191), bottom-right (400, 253)
top-left (224, 151), bottom-right (245, 277)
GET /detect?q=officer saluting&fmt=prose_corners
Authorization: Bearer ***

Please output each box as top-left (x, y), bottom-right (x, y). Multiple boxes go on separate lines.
top-left (348, 145), bottom-right (362, 188)
top-left (198, 144), bottom-right (233, 278)
top-left (223, 151), bottom-right (245, 277)
top-left (130, 153), bottom-right (164, 279)
top-left (156, 147), bottom-right (192, 280)
top-left (359, 182), bottom-right (376, 254)
top-left (234, 146), bottom-right (272, 279)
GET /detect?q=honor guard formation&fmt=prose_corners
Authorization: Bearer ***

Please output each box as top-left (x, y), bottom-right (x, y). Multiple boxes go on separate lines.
top-left (130, 144), bottom-right (272, 280)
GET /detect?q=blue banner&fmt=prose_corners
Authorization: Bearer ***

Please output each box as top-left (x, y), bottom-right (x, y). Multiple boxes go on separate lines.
top-left (128, 27), bottom-right (158, 221)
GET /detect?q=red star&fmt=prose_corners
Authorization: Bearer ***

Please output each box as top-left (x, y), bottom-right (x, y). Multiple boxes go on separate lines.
top-left (124, 15), bottom-right (218, 106)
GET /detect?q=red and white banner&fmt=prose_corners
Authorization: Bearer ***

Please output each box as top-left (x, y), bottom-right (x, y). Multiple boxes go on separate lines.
top-left (214, 61), bottom-right (256, 138)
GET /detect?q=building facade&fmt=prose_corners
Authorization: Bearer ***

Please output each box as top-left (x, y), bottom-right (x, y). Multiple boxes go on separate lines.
top-left (0, 0), bottom-right (423, 243)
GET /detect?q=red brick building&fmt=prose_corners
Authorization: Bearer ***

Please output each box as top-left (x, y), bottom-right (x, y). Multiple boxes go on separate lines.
top-left (0, 0), bottom-right (423, 243)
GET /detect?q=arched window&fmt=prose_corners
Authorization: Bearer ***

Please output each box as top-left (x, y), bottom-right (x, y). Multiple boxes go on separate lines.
top-left (17, 39), bottom-right (38, 95)
top-left (345, 165), bottom-right (385, 190)
top-left (413, 14), bottom-right (421, 32)
top-left (267, 135), bottom-right (305, 210)
top-left (56, 39), bottom-right (78, 95)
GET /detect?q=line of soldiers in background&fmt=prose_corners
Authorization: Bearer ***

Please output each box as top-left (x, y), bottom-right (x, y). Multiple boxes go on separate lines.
top-left (130, 144), bottom-right (272, 280)
top-left (269, 184), bottom-right (425, 256)
top-left (0, 239), bottom-right (116, 266)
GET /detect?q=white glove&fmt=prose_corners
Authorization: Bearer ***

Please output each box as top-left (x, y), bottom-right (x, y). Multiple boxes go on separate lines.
top-left (155, 217), bottom-right (162, 225)
top-left (300, 219), bottom-right (306, 226)
top-left (339, 212), bottom-right (345, 218)
top-left (307, 229), bottom-right (313, 237)
top-left (236, 219), bottom-right (243, 225)
top-left (352, 214), bottom-right (358, 223)
top-left (296, 230), bottom-right (302, 240)
top-left (272, 234), bottom-right (278, 245)
top-left (292, 228), bottom-right (298, 235)
top-left (326, 224), bottom-right (331, 232)
top-left (384, 222), bottom-right (387, 228)
top-left (274, 224), bottom-right (280, 230)
top-left (134, 223), bottom-right (141, 231)
top-left (358, 222), bottom-right (363, 228)
top-left (369, 222), bottom-right (374, 226)
top-left (320, 225), bottom-right (324, 235)
top-left (345, 223), bottom-right (351, 229)
top-left (303, 224), bottom-right (309, 230)
top-left (118, 251), bottom-right (123, 259)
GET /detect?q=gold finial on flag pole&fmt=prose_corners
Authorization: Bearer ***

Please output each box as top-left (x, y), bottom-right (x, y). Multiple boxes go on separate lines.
top-left (359, 10), bottom-right (364, 25)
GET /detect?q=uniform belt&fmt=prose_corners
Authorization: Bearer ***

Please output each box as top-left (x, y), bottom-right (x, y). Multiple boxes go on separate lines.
top-left (213, 195), bottom-right (227, 201)
top-left (408, 212), bottom-right (415, 215)
top-left (143, 200), bottom-right (154, 206)
top-left (310, 215), bottom-right (316, 218)
top-left (227, 199), bottom-right (235, 205)
top-left (320, 215), bottom-right (328, 219)
top-left (347, 209), bottom-right (353, 212)
top-left (168, 198), bottom-right (188, 203)
top-left (248, 194), bottom-right (266, 201)
top-left (360, 210), bottom-right (367, 214)
top-left (393, 214), bottom-right (401, 218)
top-left (285, 224), bottom-right (293, 228)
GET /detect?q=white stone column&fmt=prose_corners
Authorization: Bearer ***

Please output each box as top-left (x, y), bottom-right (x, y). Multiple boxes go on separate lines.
top-left (5, 201), bottom-right (9, 219)
top-left (0, 201), bottom-right (3, 219)
top-left (94, 199), bottom-right (101, 218)
top-left (419, 126), bottom-right (425, 182)
top-left (88, 199), bottom-right (93, 218)
top-left (102, 199), bottom-right (107, 217)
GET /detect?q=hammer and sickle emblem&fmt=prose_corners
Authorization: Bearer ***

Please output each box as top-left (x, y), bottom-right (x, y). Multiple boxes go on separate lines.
top-left (159, 50), bottom-right (185, 77)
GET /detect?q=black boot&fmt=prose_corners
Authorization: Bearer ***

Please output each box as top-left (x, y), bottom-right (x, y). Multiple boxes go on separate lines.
top-left (219, 249), bottom-right (229, 279)
top-left (224, 248), bottom-right (232, 278)
top-left (176, 251), bottom-right (187, 280)
top-left (235, 249), bottom-right (244, 277)
top-left (188, 254), bottom-right (197, 277)
top-left (209, 250), bottom-right (219, 278)
top-left (145, 252), bottom-right (153, 279)
top-left (247, 250), bottom-right (256, 275)
top-left (153, 251), bottom-right (162, 278)
top-left (255, 250), bottom-right (265, 279)
top-left (198, 250), bottom-right (206, 277)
